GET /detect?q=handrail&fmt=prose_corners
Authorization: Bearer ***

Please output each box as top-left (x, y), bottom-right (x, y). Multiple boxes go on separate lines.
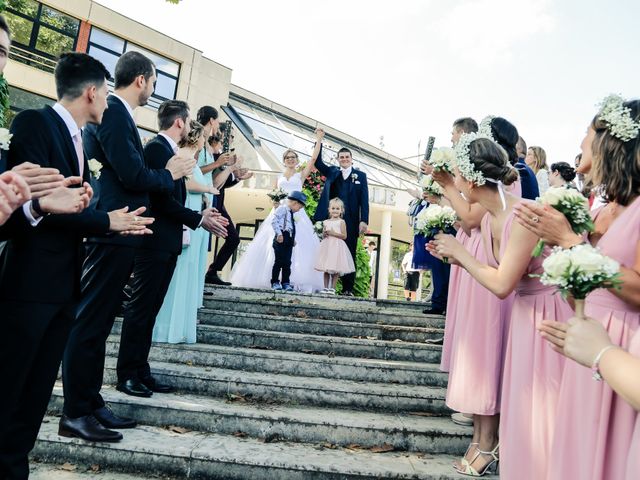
top-left (9, 45), bottom-right (57, 74)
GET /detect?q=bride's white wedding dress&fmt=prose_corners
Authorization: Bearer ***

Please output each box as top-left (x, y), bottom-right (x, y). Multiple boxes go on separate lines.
top-left (230, 172), bottom-right (324, 293)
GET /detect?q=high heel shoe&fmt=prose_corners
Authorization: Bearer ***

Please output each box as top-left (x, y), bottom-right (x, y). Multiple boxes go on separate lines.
top-left (454, 442), bottom-right (479, 468)
top-left (455, 443), bottom-right (499, 477)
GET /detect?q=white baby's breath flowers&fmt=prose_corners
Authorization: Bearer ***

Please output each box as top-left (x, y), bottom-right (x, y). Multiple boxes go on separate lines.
top-left (87, 158), bottom-right (103, 179)
top-left (0, 128), bottom-right (13, 150)
top-left (477, 115), bottom-right (496, 141)
top-left (420, 174), bottom-right (442, 197)
top-left (427, 147), bottom-right (455, 174)
top-left (454, 133), bottom-right (494, 186)
top-left (597, 94), bottom-right (640, 142)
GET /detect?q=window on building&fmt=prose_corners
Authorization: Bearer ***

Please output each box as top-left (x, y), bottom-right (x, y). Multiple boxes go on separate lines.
top-left (6, 86), bottom-right (55, 125)
top-left (4, 0), bottom-right (79, 59)
top-left (87, 27), bottom-right (180, 108)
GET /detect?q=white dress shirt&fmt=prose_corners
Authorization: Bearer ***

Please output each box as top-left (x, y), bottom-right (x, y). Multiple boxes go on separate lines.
top-left (341, 166), bottom-right (352, 180)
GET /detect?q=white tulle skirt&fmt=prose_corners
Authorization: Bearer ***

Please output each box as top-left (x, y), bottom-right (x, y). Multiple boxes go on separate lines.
top-left (230, 208), bottom-right (325, 293)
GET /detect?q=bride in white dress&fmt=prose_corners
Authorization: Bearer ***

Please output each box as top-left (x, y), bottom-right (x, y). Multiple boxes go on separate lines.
top-left (230, 129), bottom-right (325, 293)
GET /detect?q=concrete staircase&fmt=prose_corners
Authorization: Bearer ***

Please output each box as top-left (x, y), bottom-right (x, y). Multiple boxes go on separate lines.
top-left (33, 286), bottom-right (491, 479)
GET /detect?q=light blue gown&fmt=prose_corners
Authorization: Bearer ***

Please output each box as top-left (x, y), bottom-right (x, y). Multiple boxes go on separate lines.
top-left (152, 166), bottom-right (209, 344)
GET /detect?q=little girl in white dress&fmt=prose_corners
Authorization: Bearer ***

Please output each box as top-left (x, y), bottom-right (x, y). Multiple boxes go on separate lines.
top-left (314, 198), bottom-right (356, 294)
top-left (230, 130), bottom-right (325, 293)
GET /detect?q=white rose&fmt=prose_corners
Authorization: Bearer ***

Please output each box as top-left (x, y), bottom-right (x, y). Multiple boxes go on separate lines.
top-left (87, 158), bottom-right (103, 179)
top-left (569, 244), bottom-right (618, 276)
top-left (542, 249), bottom-right (572, 280)
top-left (0, 128), bottom-right (12, 150)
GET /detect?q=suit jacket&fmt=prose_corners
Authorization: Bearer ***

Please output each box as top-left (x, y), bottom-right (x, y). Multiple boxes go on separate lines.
top-left (516, 157), bottom-right (540, 200)
top-left (85, 95), bottom-right (174, 247)
top-left (0, 106), bottom-right (110, 303)
top-left (141, 135), bottom-right (202, 254)
top-left (313, 145), bottom-right (369, 229)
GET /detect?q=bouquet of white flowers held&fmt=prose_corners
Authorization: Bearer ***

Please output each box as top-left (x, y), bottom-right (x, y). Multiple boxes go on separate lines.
top-left (532, 186), bottom-right (594, 257)
top-left (87, 158), bottom-right (103, 180)
top-left (427, 147), bottom-right (455, 174)
top-left (414, 204), bottom-right (457, 263)
top-left (313, 221), bottom-right (324, 240)
top-left (420, 174), bottom-right (442, 197)
top-left (267, 187), bottom-right (288, 203)
top-left (0, 128), bottom-right (12, 150)
top-left (536, 244), bottom-right (621, 317)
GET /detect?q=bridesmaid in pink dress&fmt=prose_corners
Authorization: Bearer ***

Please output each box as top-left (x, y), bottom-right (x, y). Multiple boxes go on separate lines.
top-left (516, 97), bottom-right (640, 480)
top-left (430, 135), bottom-right (572, 478)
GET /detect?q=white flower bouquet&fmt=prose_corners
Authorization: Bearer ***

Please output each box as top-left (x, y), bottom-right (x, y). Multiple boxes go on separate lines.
top-left (532, 186), bottom-right (594, 257)
top-left (87, 158), bottom-right (103, 179)
top-left (427, 147), bottom-right (455, 174)
top-left (0, 128), bottom-right (12, 150)
top-left (313, 221), bottom-right (324, 240)
top-left (267, 187), bottom-right (288, 203)
top-left (536, 244), bottom-right (621, 317)
top-left (414, 204), bottom-right (457, 262)
top-left (420, 174), bottom-right (442, 197)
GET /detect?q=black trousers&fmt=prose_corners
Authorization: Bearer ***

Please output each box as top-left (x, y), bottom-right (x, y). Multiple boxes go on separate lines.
top-left (207, 208), bottom-right (239, 274)
top-left (341, 224), bottom-right (359, 292)
top-left (271, 233), bottom-right (294, 285)
top-left (62, 243), bottom-right (136, 418)
top-left (0, 301), bottom-right (76, 480)
top-left (117, 249), bottom-right (177, 382)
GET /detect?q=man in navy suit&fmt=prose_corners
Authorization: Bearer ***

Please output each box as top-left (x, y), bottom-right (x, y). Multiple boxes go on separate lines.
top-left (61, 52), bottom-right (195, 443)
top-left (0, 52), bottom-right (153, 480)
top-left (314, 146), bottom-right (369, 296)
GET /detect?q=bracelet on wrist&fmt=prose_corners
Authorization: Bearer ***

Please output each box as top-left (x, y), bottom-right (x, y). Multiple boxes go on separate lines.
top-left (592, 345), bottom-right (619, 381)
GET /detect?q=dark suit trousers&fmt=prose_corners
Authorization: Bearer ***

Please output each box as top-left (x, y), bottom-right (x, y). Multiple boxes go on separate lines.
top-left (207, 208), bottom-right (239, 274)
top-left (0, 301), bottom-right (76, 480)
top-left (430, 258), bottom-right (451, 311)
top-left (116, 249), bottom-right (177, 382)
top-left (271, 233), bottom-right (294, 285)
top-left (62, 244), bottom-right (136, 418)
top-left (341, 222), bottom-right (359, 292)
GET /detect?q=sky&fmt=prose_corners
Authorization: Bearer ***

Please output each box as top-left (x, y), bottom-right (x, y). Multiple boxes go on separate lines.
top-left (96, 0), bottom-right (639, 168)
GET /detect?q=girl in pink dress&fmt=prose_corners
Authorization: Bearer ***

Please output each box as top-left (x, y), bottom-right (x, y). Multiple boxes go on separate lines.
top-left (516, 96), bottom-right (640, 480)
top-left (314, 198), bottom-right (355, 294)
top-left (430, 134), bottom-right (572, 478)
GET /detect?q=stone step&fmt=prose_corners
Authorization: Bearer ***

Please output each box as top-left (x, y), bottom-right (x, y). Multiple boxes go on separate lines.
top-left (30, 462), bottom-right (172, 480)
top-left (204, 284), bottom-right (429, 313)
top-left (100, 357), bottom-right (448, 413)
top-left (48, 384), bottom-right (468, 454)
top-left (105, 336), bottom-right (448, 387)
top-left (201, 298), bottom-right (444, 328)
top-left (111, 322), bottom-right (442, 363)
top-left (34, 416), bottom-right (491, 480)
top-left (198, 309), bottom-right (444, 342)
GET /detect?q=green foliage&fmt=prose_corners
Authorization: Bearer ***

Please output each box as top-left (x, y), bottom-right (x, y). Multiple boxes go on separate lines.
top-left (0, 0), bottom-right (7, 12)
top-left (0, 75), bottom-right (9, 128)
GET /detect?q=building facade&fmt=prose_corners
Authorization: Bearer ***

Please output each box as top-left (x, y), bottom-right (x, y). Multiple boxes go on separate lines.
top-left (3, 0), bottom-right (421, 299)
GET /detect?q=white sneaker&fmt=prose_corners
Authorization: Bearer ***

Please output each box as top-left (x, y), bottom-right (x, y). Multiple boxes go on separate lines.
top-left (451, 412), bottom-right (474, 426)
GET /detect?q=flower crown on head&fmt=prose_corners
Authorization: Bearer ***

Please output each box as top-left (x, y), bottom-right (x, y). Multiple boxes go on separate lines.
top-left (454, 132), bottom-right (494, 186)
top-left (478, 115), bottom-right (496, 141)
top-left (597, 94), bottom-right (640, 142)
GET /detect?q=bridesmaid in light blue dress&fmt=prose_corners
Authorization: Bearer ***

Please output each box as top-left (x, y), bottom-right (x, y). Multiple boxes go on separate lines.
top-left (153, 121), bottom-right (216, 344)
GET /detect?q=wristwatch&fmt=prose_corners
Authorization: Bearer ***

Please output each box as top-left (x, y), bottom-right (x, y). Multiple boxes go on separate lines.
top-left (31, 198), bottom-right (49, 218)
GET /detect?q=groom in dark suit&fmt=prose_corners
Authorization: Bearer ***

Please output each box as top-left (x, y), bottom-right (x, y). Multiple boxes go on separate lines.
top-left (314, 146), bottom-right (369, 295)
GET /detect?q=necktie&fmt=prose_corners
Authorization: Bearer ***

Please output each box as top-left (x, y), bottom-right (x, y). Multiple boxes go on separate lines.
top-left (290, 210), bottom-right (296, 239)
top-left (72, 131), bottom-right (84, 177)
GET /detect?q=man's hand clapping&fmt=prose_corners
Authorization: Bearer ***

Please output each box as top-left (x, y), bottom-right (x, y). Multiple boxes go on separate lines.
top-left (108, 206), bottom-right (154, 236)
top-left (166, 154), bottom-right (196, 180)
top-left (12, 162), bottom-right (65, 198)
top-left (37, 177), bottom-right (93, 215)
top-left (201, 207), bottom-right (228, 237)
top-left (0, 171), bottom-right (31, 225)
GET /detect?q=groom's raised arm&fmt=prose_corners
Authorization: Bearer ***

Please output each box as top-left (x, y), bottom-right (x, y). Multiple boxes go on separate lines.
top-left (359, 172), bottom-right (369, 224)
top-left (313, 144), bottom-right (333, 177)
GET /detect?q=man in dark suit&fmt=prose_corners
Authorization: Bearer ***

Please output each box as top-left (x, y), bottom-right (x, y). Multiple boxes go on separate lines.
top-left (0, 52), bottom-right (153, 480)
top-left (515, 136), bottom-right (540, 200)
top-left (61, 52), bottom-right (195, 443)
top-left (314, 146), bottom-right (369, 295)
top-left (116, 101), bottom-right (227, 395)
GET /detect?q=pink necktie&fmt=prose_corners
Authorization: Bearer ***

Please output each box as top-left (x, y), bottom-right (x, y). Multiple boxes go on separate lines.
top-left (73, 132), bottom-right (84, 177)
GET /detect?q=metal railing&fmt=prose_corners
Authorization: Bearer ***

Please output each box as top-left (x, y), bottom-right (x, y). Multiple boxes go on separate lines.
top-left (9, 45), bottom-right (57, 74)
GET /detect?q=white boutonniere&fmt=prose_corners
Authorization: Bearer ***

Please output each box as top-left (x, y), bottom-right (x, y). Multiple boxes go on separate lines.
top-left (351, 173), bottom-right (358, 183)
top-left (87, 158), bottom-right (103, 179)
top-left (0, 128), bottom-right (13, 150)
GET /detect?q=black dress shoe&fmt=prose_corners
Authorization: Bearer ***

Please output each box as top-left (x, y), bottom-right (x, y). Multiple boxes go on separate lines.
top-left (341, 290), bottom-right (354, 297)
top-left (423, 307), bottom-right (445, 315)
top-left (116, 379), bottom-right (153, 398)
top-left (58, 415), bottom-right (123, 442)
top-left (94, 405), bottom-right (137, 429)
top-left (141, 376), bottom-right (175, 393)
top-left (205, 272), bottom-right (232, 286)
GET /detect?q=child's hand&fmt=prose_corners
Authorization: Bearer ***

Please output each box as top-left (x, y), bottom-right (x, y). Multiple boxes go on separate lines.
top-left (276, 234), bottom-right (284, 243)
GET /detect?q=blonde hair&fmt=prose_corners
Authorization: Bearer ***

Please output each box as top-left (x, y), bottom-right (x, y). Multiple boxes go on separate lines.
top-left (179, 120), bottom-right (205, 148)
top-left (282, 148), bottom-right (299, 163)
top-left (329, 197), bottom-right (345, 217)
top-left (528, 146), bottom-right (548, 173)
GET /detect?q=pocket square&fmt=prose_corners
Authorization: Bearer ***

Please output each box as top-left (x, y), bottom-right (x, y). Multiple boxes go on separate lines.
top-left (355, 181), bottom-right (361, 185)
